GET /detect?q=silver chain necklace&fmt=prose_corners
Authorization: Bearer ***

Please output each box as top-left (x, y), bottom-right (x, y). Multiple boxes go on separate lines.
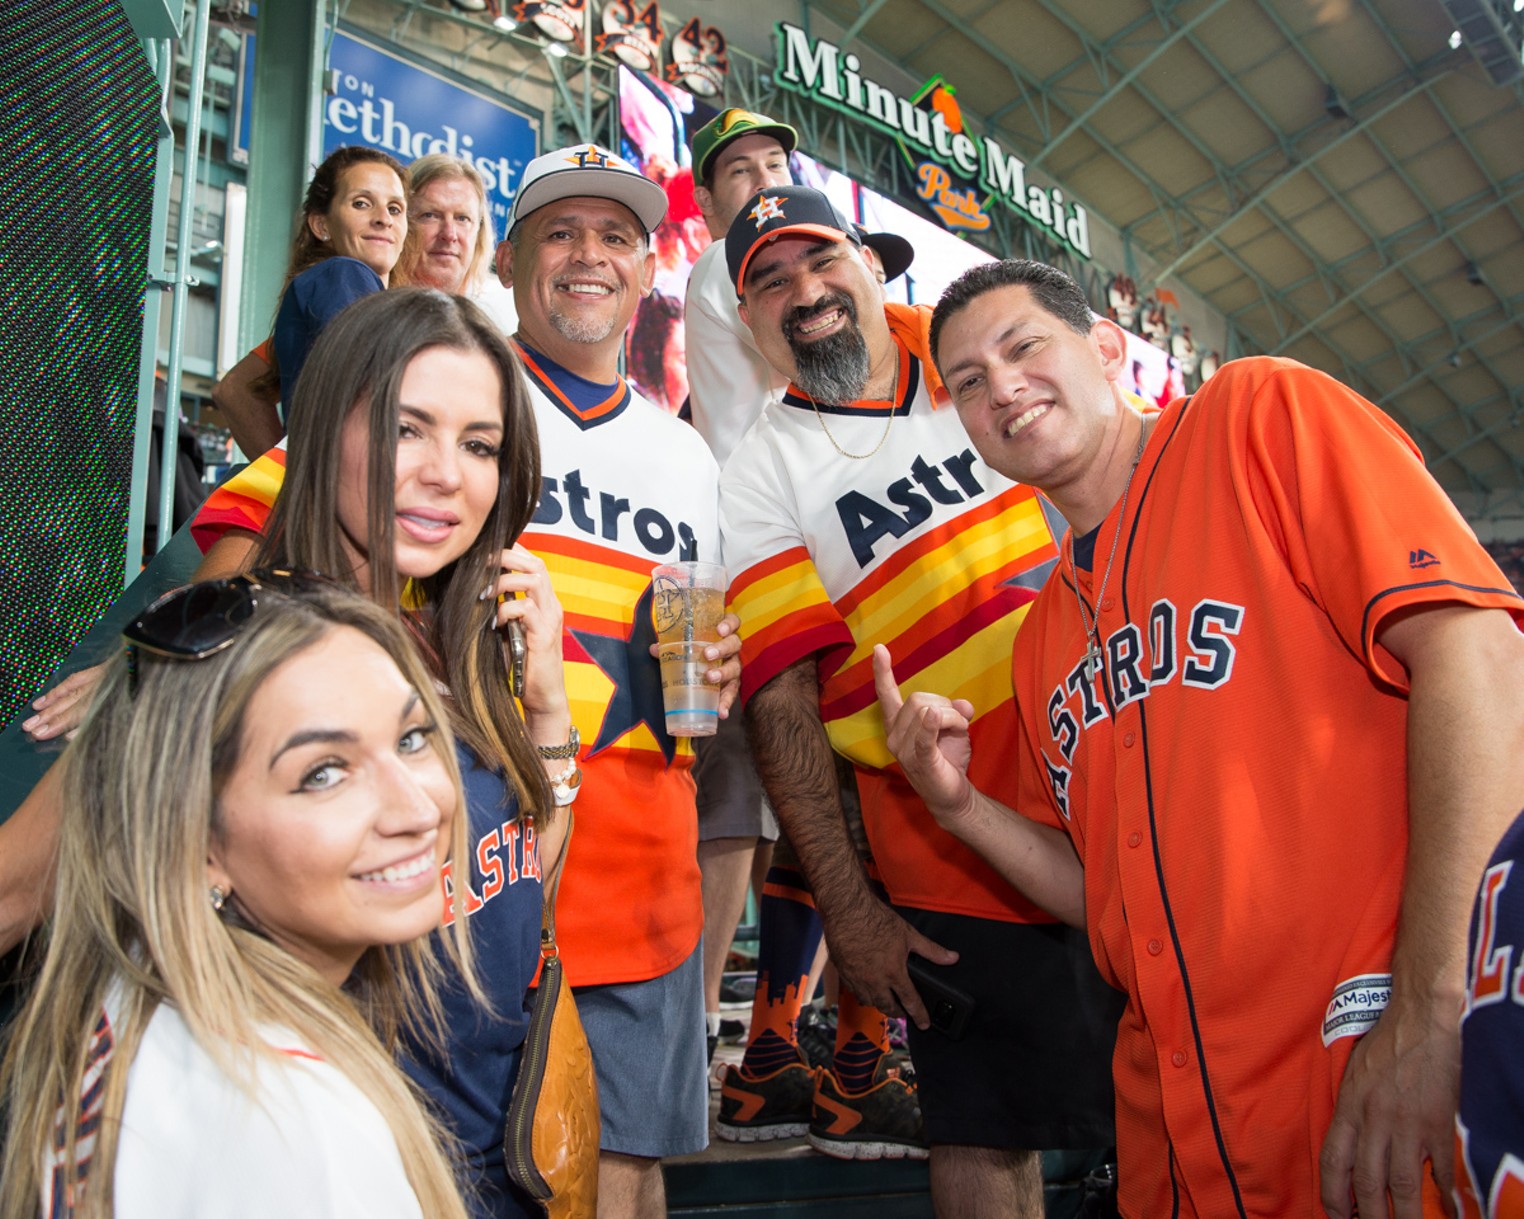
top-left (1072, 421), bottom-right (1149, 680)
top-left (803, 358), bottom-right (900, 461)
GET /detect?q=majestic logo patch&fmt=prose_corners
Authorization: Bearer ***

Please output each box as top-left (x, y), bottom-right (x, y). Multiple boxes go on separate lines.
top-left (1321, 973), bottom-right (1392, 1046)
top-left (569, 145), bottom-right (613, 170)
top-left (1409, 548), bottom-right (1440, 569)
top-left (749, 194), bottom-right (786, 229)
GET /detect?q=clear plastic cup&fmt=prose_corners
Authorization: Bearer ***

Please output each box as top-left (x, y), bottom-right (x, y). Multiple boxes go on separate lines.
top-left (658, 641), bottom-right (721, 737)
top-left (651, 561), bottom-right (727, 646)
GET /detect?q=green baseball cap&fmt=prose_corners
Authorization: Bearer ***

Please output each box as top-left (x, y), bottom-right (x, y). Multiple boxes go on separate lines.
top-left (691, 108), bottom-right (799, 185)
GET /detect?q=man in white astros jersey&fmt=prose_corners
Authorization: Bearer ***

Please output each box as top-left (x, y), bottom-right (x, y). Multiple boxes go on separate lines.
top-left (717, 184), bottom-right (1123, 1216)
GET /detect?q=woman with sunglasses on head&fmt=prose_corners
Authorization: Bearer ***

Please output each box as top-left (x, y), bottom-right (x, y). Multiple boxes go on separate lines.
top-left (6, 291), bottom-right (573, 1216)
top-left (0, 576), bottom-right (475, 1219)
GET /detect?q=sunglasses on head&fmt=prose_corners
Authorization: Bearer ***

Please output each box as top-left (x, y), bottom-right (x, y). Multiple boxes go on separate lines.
top-left (122, 569), bottom-right (333, 696)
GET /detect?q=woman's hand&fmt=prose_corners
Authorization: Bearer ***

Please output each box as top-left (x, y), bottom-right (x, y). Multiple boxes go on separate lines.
top-left (483, 545), bottom-right (570, 745)
top-left (21, 664), bottom-right (106, 741)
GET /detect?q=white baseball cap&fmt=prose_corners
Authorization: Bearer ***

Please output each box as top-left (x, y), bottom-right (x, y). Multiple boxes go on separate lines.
top-left (507, 144), bottom-right (668, 235)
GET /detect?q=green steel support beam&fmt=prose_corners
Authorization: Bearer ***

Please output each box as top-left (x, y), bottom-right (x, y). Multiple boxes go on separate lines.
top-left (1250, 4), bottom-right (1517, 403)
top-left (838, 0), bottom-right (893, 51)
top-left (126, 35), bottom-right (177, 583)
top-left (1147, 78), bottom-right (1441, 284)
top-left (1272, 181), bottom-right (1524, 355)
top-left (1354, 0), bottom-right (1524, 241)
top-left (238, 1), bottom-right (325, 352)
top-left (1029, 0), bottom-right (1232, 171)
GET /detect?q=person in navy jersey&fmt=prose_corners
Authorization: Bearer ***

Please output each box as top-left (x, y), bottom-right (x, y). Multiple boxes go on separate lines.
top-left (269, 146), bottom-right (410, 415)
top-left (403, 751), bottom-right (546, 1215)
top-left (1458, 810), bottom-right (1524, 1219)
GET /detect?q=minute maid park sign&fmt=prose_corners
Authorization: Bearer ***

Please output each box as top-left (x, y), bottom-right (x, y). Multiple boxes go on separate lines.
top-left (773, 21), bottom-right (1091, 260)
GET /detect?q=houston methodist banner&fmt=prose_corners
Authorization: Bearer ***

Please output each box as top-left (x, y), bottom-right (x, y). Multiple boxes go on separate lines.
top-left (321, 30), bottom-right (540, 235)
top-left (773, 21), bottom-right (1091, 259)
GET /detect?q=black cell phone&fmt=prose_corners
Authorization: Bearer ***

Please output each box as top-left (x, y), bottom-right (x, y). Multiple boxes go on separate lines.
top-left (906, 954), bottom-right (975, 1041)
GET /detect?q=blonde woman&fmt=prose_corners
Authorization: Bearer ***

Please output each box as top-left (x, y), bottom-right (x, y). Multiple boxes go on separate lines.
top-left (0, 576), bottom-right (474, 1218)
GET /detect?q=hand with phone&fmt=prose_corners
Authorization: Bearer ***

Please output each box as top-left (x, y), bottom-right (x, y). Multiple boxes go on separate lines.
top-left (484, 544), bottom-right (570, 742)
top-left (906, 954), bottom-right (975, 1040)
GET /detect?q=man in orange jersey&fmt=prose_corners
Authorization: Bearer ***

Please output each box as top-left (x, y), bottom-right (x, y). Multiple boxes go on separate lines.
top-left (880, 257), bottom-right (1524, 1219)
top-left (720, 187), bottom-right (1122, 1215)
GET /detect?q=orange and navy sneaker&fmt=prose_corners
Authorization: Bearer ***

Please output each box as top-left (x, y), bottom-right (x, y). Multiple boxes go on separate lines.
top-left (808, 1060), bottom-right (929, 1160)
top-left (715, 1061), bottom-right (816, 1142)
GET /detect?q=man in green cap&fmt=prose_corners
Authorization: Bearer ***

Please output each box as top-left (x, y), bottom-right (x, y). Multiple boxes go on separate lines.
top-left (685, 108), bottom-right (799, 462)
top-left (682, 107), bottom-right (802, 1084)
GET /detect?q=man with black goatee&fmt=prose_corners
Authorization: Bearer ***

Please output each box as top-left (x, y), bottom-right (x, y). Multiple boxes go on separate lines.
top-left (717, 185), bottom-right (1123, 1217)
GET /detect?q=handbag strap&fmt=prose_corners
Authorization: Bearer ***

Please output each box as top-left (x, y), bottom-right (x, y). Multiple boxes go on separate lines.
top-left (536, 807), bottom-right (573, 956)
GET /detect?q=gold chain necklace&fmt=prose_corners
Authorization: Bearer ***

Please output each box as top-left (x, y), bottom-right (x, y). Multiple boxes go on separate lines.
top-left (803, 357), bottom-right (900, 461)
top-left (1072, 419), bottom-right (1150, 680)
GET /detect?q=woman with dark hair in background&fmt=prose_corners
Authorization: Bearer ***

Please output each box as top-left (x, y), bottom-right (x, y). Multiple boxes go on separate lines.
top-left (267, 146), bottom-right (410, 414)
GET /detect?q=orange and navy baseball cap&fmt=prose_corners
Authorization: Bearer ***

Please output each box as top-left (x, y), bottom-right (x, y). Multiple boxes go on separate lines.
top-left (508, 143), bottom-right (668, 235)
top-left (726, 185), bottom-right (861, 296)
top-left (691, 108), bottom-right (798, 185)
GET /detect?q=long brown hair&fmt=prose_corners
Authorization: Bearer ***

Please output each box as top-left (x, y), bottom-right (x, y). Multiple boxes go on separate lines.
top-left (0, 584), bottom-right (472, 1219)
top-left (254, 288), bottom-right (551, 821)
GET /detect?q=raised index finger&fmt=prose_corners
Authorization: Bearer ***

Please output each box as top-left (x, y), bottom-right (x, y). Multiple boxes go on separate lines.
top-left (872, 644), bottom-right (904, 720)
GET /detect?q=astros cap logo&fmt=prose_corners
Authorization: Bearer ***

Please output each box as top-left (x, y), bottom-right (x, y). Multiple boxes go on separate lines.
top-left (749, 194), bottom-right (786, 230)
top-left (569, 145), bottom-right (613, 170)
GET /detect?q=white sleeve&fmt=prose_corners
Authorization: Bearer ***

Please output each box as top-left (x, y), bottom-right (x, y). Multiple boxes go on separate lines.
top-left (113, 1014), bottom-right (424, 1219)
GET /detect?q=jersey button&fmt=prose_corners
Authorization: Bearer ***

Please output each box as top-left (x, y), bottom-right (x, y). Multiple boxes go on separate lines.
top-left (1127, 831), bottom-right (1142, 848)
top-left (1172, 1050), bottom-right (1188, 1068)
top-left (1101, 597), bottom-right (1115, 611)
top-left (1123, 731), bottom-right (1136, 747)
top-left (1147, 938), bottom-right (1163, 955)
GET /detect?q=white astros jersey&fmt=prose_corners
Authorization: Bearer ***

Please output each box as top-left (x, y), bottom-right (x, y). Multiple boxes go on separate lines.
top-left (721, 323), bottom-right (1063, 923)
top-left (515, 343), bottom-right (721, 984)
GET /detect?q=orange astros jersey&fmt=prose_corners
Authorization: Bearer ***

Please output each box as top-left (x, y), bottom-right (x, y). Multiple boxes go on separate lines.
top-left (1012, 356), bottom-right (1523, 1218)
top-left (723, 318), bottom-right (1058, 923)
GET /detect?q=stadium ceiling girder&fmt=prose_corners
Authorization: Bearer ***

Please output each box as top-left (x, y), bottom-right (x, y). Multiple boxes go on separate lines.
top-left (817, 0), bottom-right (1382, 392)
top-left (794, 0), bottom-right (1524, 492)
top-left (1254, 2), bottom-right (1518, 413)
top-left (1027, 0), bottom-right (1498, 434)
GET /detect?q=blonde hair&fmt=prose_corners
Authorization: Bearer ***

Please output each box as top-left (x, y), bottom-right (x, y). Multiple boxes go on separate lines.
top-left (0, 583), bottom-right (473, 1219)
top-left (403, 154), bottom-right (495, 295)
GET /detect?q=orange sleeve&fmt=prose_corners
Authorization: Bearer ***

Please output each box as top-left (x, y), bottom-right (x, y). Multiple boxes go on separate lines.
top-left (1232, 360), bottom-right (1522, 690)
top-left (190, 442), bottom-right (286, 553)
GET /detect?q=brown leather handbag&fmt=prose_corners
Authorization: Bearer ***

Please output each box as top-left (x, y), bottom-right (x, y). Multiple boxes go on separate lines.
top-left (504, 810), bottom-right (600, 1218)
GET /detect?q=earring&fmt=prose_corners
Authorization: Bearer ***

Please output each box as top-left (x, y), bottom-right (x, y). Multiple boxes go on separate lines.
top-left (209, 885), bottom-right (226, 912)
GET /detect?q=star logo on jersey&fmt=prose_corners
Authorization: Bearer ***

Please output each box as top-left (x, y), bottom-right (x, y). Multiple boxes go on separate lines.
top-left (569, 145), bottom-right (613, 170)
top-left (1003, 557), bottom-right (1058, 593)
top-left (571, 580), bottom-right (678, 764)
top-left (749, 194), bottom-right (786, 230)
